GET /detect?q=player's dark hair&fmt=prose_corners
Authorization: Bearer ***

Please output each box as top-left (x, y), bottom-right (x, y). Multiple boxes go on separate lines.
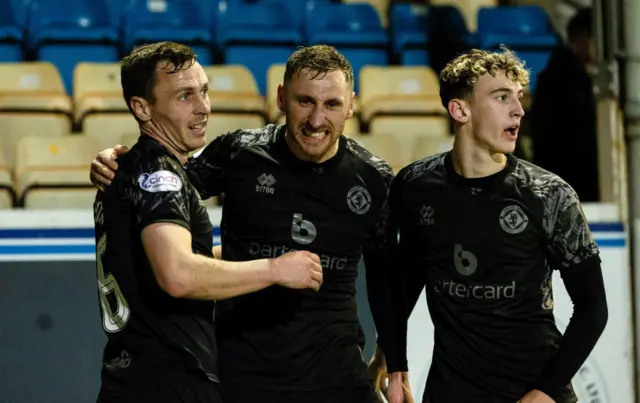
top-left (567, 8), bottom-right (592, 40)
top-left (121, 41), bottom-right (196, 120)
top-left (284, 45), bottom-right (354, 87)
top-left (439, 47), bottom-right (530, 110)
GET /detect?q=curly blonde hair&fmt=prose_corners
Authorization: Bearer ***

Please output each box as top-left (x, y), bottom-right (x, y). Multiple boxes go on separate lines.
top-left (439, 48), bottom-right (530, 109)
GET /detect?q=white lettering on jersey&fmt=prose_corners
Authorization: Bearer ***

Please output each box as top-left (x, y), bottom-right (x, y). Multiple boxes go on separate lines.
top-left (138, 170), bottom-right (182, 192)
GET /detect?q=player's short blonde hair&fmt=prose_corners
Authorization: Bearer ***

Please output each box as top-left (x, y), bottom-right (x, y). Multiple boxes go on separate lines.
top-left (439, 48), bottom-right (530, 109)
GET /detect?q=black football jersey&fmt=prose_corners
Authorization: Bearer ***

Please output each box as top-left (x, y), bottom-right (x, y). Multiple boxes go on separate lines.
top-left (392, 152), bottom-right (599, 403)
top-left (187, 124), bottom-right (395, 390)
top-left (93, 135), bottom-right (217, 399)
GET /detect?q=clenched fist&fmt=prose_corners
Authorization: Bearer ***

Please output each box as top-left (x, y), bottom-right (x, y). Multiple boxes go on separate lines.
top-left (271, 251), bottom-right (323, 291)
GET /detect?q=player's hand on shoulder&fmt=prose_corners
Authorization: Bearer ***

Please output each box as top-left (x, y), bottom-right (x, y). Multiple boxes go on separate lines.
top-left (517, 390), bottom-right (555, 403)
top-left (270, 250), bottom-right (323, 291)
top-left (90, 144), bottom-right (129, 189)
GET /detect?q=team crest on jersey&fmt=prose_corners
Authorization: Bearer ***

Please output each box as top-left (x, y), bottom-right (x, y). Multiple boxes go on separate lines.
top-left (499, 205), bottom-right (529, 234)
top-left (138, 170), bottom-right (182, 192)
top-left (347, 186), bottom-right (371, 215)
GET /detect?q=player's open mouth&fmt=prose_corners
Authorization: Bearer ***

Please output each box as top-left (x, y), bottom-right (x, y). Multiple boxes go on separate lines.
top-left (301, 128), bottom-right (329, 143)
top-left (504, 125), bottom-right (519, 137)
top-left (189, 122), bottom-right (207, 136)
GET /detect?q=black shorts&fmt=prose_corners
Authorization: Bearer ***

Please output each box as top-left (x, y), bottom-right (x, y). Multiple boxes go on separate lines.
top-left (221, 380), bottom-right (377, 403)
top-left (97, 369), bottom-right (223, 403)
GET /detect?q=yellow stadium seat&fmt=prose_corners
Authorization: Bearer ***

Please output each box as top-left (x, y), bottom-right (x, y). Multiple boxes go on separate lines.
top-left (0, 143), bottom-right (14, 208)
top-left (0, 62), bottom-right (72, 113)
top-left (14, 136), bottom-right (101, 207)
top-left (73, 63), bottom-right (127, 125)
top-left (83, 113), bottom-right (139, 150)
top-left (349, 134), bottom-right (406, 172)
top-left (359, 66), bottom-right (444, 123)
top-left (369, 116), bottom-right (451, 137)
top-left (207, 113), bottom-right (265, 142)
top-left (0, 113), bottom-right (71, 167)
top-left (412, 134), bottom-right (455, 161)
top-left (343, 0), bottom-right (389, 26)
top-left (204, 65), bottom-right (266, 118)
top-left (267, 64), bottom-right (286, 122)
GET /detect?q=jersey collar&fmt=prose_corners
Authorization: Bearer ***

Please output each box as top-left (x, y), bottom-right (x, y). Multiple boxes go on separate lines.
top-left (276, 125), bottom-right (347, 174)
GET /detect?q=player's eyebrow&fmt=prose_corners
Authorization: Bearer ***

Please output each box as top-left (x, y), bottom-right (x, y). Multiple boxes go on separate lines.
top-left (174, 83), bottom-right (208, 94)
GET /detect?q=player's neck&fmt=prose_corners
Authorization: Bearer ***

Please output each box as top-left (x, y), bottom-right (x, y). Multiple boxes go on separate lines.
top-left (141, 126), bottom-right (189, 165)
top-left (451, 134), bottom-right (507, 179)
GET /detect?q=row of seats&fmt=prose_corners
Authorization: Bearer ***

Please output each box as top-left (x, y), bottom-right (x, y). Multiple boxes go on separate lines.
top-left (0, 117), bottom-right (453, 209)
top-left (0, 60), bottom-right (450, 134)
top-left (2, 0), bottom-right (558, 94)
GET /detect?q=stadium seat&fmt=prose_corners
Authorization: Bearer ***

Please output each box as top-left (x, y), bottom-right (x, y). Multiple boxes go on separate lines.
top-left (412, 134), bottom-right (454, 161)
top-left (0, 143), bottom-right (15, 208)
top-left (431, 0), bottom-right (497, 32)
top-left (266, 64), bottom-right (285, 122)
top-left (0, 114), bottom-right (71, 167)
top-left (369, 116), bottom-right (451, 137)
top-left (518, 51), bottom-right (552, 93)
top-left (304, 3), bottom-right (388, 93)
top-left (476, 6), bottom-right (558, 50)
top-left (349, 134), bottom-right (405, 172)
top-left (343, 0), bottom-right (390, 27)
top-left (0, 62), bottom-right (72, 114)
top-left (390, 4), bottom-right (473, 66)
top-left (217, 0), bottom-right (302, 95)
top-left (359, 66), bottom-right (445, 123)
top-left (73, 63), bottom-right (127, 126)
top-left (83, 114), bottom-right (139, 151)
top-left (10, 0), bottom-right (30, 27)
top-left (367, 131), bottom-right (451, 167)
top-left (203, 65), bottom-right (266, 119)
top-left (14, 135), bottom-right (101, 208)
top-left (207, 113), bottom-right (265, 143)
top-left (123, 0), bottom-right (213, 65)
top-left (0, 0), bottom-right (24, 62)
top-left (26, 0), bottom-right (120, 94)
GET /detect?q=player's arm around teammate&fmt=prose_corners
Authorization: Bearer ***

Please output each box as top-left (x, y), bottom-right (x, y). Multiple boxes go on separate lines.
top-left (365, 175), bottom-right (415, 403)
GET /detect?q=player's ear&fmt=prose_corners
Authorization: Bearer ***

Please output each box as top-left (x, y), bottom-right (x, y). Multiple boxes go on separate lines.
top-left (346, 90), bottom-right (355, 120)
top-left (448, 98), bottom-right (470, 124)
top-left (130, 96), bottom-right (152, 123)
top-left (276, 84), bottom-right (286, 113)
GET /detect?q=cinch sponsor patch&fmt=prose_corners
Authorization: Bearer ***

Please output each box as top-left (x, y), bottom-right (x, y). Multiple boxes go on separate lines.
top-left (138, 170), bottom-right (182, 192)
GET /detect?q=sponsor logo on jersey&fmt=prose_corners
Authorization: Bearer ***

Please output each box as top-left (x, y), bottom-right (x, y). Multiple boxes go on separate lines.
top-left (138, 170), bottom-right (182, 192)
top-left (347, 186), bottom-right (371, 215)
top-left (248, 241), bottom-right (348, 271)
top-left (419, 205), bottom-right (435, 226)
top-left (256, 173), bottom-right (276, 194)
top-left (499, 205), bottom-right (529, 234)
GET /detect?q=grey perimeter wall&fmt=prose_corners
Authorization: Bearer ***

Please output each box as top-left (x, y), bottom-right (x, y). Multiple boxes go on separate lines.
top-left (0, 261), bottom-right (378, 403)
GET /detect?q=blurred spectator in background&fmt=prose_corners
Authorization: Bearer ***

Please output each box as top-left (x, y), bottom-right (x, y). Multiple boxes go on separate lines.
top-left (529, 7), bottom-right (599, 202)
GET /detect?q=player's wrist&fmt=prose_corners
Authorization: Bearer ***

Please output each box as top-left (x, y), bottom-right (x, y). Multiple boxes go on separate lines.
top-left (267, 257), bottom-right (283, 285)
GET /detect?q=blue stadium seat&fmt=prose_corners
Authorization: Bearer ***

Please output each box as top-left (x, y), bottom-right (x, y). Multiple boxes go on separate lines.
top-left (389, 3), bottom-right (429, 65)
top-left (217, 0), bottom-right (302, 95)
top-left (477, 6), bottom-right (558, 50)
top-left (123, 0), bottom-right (213, 65)
top-left (0, 0), bottom-right (24, 61)
top-left (304, 3), bottom-right (388, 93)
top-left (26, 0), bottom-right (120, 94)
top-left (518, 51), bottom-right (552, 92)
top-left (10, 0), bottom-right (30, 27)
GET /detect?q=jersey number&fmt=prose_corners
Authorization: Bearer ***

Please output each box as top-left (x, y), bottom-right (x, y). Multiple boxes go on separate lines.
top-left (96, 233), bottom-right (131, 333)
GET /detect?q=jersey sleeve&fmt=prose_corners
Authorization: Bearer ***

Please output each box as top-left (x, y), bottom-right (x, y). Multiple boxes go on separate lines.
top-left (185, 132), bottom-right (235, 199)
top-left (126, 157), bottom-right (191, 232)
top-left (363, 169), bottom-right (408, 372)
top-left (543, 181), bottom-right (600, 269)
